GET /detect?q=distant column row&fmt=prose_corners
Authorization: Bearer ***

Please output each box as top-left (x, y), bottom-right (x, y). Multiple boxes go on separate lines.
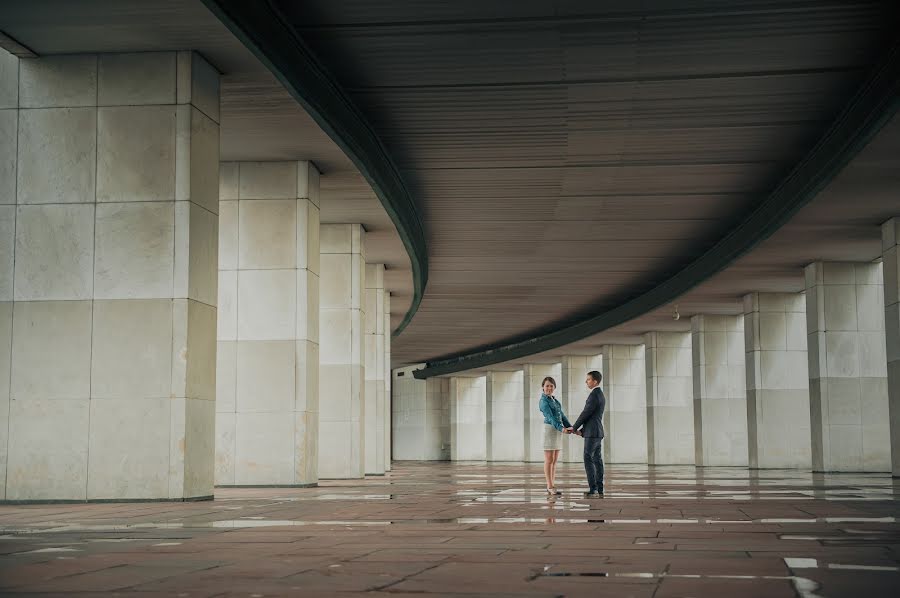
top-left (393, 249), bottom-right (900, 475)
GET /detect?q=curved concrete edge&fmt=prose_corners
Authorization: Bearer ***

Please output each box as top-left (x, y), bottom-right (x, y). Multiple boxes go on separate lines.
top-left (200, 0), bottom-right (428, 338)
top-left (415, 40), bottom-right (900, 379)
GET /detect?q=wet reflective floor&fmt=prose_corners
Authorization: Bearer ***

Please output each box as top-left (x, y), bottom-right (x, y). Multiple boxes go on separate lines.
top-left (1, 462), bottom-right (899, 596)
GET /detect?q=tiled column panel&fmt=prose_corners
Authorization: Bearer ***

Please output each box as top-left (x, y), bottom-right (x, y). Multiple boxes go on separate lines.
top-left (391, 366), bottom-right (448, 461)
top-left (743, 292), bottom-right (811, 469)
top-left (805, 262), bottom-right (890, 472)
top-left (384, 293), bottom-right (392, 470)
top-left (364, 264), bottom-right (385, 474)
top-left (691, 315), bottom-right (748, 466)
top-left (450, 376), bottom-right (487, 461)
top-left (215, 160), bottom-right (320, 487)
top-left (560, 355), bottom-right (601, 463)
top-left (883, 219), bottom-right (900, 477)
top-left (600, 345), bottom-right (647, 463)
top-left (319, 224), bottom-right (366, 479)
top-left (644, 332), bottom-right (694, 465)
top-left (0, 52), bottom-right (219, 501)
top-left (523, 363), bottom-right (562, 462)
top-left (485, 371), bottom-right (525, 462)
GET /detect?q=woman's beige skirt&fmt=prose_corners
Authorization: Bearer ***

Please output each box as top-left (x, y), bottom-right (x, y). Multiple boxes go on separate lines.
top-left (543, 424), bottom-right (563, 451)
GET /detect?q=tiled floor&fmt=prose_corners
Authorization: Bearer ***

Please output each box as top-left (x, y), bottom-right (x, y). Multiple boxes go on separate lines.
top-left (1, 462), bottom-right (899, 597)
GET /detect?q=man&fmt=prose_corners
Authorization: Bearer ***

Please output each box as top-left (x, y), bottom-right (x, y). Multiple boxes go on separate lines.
top-left (565, 370), bottom-right (606, 498)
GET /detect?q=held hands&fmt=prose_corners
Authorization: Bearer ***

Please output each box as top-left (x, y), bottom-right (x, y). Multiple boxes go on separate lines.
top-left (563, 427), bottom-right (583, 436)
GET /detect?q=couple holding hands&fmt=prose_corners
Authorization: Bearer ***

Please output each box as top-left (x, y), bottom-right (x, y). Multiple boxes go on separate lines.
top-left (538, 370), bottom-right (606, 498)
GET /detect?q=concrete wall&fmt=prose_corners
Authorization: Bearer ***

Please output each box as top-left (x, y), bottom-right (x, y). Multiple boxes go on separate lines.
top-left (1, 52), bottom-right (219, 501)
top-left (486, 371), bottom-right (525, 462)
top-left (364, 264), bottom-right (386, 474)
top-left (644, 332), bottom-right (694, 465)
top-left (215, 161), bottom-right (320, 487)
top-left (805, 262), bottom-right (890, 472)
top-left (319, 224), bottom-right (366, 478)
top-left (450, 376), bottom-right (487, 461)
top-left (743, 292), bottom-right (811, 469)
top-left (883, 219), bottom-right (900, 477)
top-left (692, 315), bottom-right (748, 466)
top-left (391, 365), bottom-right (449, 461)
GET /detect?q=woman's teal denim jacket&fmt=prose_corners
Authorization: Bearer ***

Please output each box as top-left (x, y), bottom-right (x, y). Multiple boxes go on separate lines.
top-left (539, 394), bottom-right (571, 432)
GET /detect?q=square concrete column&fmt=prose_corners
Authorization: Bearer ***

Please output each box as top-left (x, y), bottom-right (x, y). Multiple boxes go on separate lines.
top-left (691, 315), bottom-right (748, 466)
top-left (391, 365), bottom-right (449, 461)
top-left (364, 263), bottom-right (386, 474)
top-left (644, 332), bottom-right (694, 465)
top-left (215, 161), bottom-right (320, 486)
top-left (883, 219), bottom-right (900, 476)
top-left (523, 363), bottom-right (562, 462)
top-left (600, 345), bottom-right (648, 463)
top-left (319, 224), bottom-right (366, 478)
top-left (743, 292), bottom-right (811, 469)
top-left (560, 355), bottom-right (602, 463)
top-left (450, 376), bottom-right (487, 461)
top-left (485, 371), bottom-right (525, 462)
top-left (805, 262), bottom-right (890, 472)
top-left (384, 293), bottom-right (392, 470)
top-left (0, 52), bottom-right (219, 501)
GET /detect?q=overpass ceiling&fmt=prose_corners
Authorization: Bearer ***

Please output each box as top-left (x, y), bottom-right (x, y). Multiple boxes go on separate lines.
top-left (276, 0), bottom-right (900, 366)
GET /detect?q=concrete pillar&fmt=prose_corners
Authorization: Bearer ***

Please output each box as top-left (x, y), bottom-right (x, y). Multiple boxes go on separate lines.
top-left (691, 315), bottom-right (748, 466)
top-left (450, 376), bottom-right (486, 461)
top-left (0, 52), bottom-right (219, 501)
top-left (743, 292), bottom-right (811, 469)
top-left (485, 371), bottom-right (525, 462)
top-left (644, 332), bottom-right (694, 465)
top-left (391, 365), bottom-right (449, 461)
top-left (215, 161), bottom-right (320, 487)
top-left (523, 363), bottom-right (562, 462)
top-left (319, 224), bottom-right (366, 478)
top-left (805, 262), bottom-right (890, 472)
top-left (600, 345), bottom-right (648, 463)
top-left (559, 355), bottom-right (601, 463)
top-left (384, 293), bottom-right (392, 470)
top-left (364, 264), bottom-right (385, 474)
top-left (883, 219), bottom-right (900, 477)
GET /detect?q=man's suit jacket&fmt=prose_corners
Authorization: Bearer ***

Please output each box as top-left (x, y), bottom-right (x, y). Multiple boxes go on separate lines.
top-left (572, 386), bottom-right (606, 439)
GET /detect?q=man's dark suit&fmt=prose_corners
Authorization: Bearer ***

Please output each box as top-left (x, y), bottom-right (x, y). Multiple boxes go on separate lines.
top-left (572, 386), bottom-right (606, 494)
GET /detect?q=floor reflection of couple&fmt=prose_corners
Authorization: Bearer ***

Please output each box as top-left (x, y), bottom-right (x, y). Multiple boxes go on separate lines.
top-left (539, 371), bottom-right (606, 499)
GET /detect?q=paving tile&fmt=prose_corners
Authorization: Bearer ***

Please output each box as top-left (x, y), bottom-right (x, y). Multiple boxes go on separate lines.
top-left (0, 462), bottom-right (898, 596)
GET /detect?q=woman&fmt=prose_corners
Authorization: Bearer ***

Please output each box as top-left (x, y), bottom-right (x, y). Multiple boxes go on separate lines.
top-left (538, 376), bottom-right (571, 496)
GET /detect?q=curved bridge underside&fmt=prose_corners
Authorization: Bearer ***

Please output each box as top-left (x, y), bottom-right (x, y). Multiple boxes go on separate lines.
top-left (208, 1), bottom-right (900, 377)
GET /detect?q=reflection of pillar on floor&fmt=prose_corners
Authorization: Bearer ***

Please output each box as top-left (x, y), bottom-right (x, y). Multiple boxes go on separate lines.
top-left (364, 264), bottom-right (385, 475)
top-left (319, 224), bottom-right (366, 479)
top-left (743, 292), bottom-right (811, 469)
top-left (560, 355), bottom-right (601, 463)
top-left (600, 345), bottom-right (648, 463)
top-left (216, 161), bottom-right (321, 487)
top-left (883, 219), bottom-right (900, 477)
top-left (644, 332), bottom-right (694, 465)
top-left (523, 363), bottom-right (562, 462)
top-left (0, 52), bottom-right (219, 501)
top-left (805, 262), bottom-right (890, 472)
top-left (691, 315), bottom-right (748, 467)
top-left (384, 293), bottom-right (393, 471)
top-left (450, 376), bottom-right (487, 461)
top-left (486, 371), bottom-right (525, 462)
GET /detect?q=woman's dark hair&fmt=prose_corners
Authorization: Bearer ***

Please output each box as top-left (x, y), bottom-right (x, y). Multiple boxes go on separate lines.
top-left (541, 376), bottom-right (556, 388)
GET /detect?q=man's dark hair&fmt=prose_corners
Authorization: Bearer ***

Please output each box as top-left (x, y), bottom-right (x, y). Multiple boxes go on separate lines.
top-left (588, 370), bottom-right (602, 383)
